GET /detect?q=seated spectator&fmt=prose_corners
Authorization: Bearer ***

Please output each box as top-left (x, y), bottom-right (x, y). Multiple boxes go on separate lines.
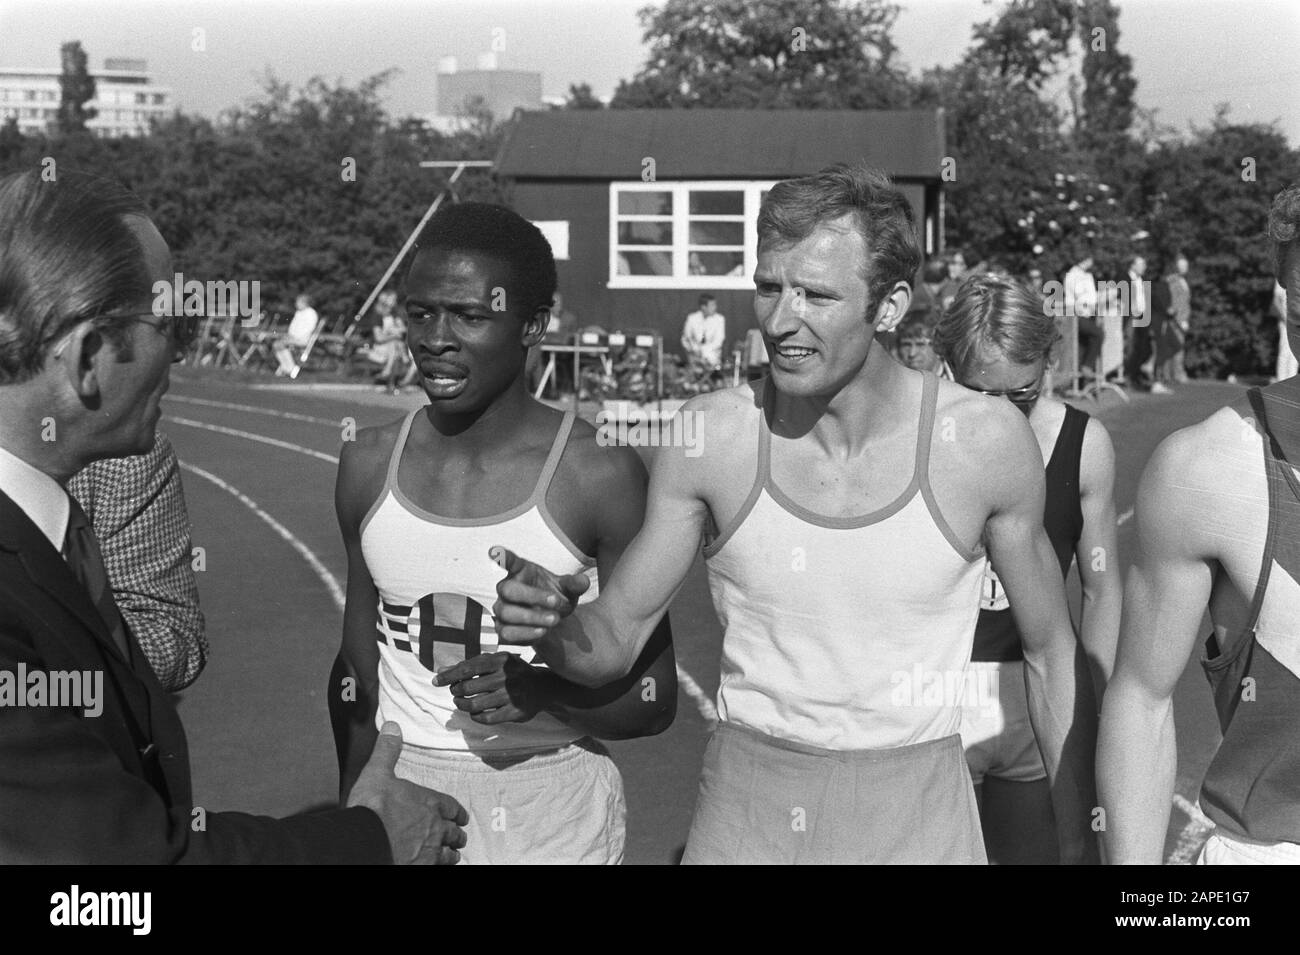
top-left (365, 291), bottom-right (408, 393)
top-left (274, 293), bottom-right (320, 378)
top-left (681, 294), bottom-right (726, 371)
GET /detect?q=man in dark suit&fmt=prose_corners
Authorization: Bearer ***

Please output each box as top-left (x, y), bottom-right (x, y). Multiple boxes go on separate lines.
top-left (0, 169), bottom-right (467, 863)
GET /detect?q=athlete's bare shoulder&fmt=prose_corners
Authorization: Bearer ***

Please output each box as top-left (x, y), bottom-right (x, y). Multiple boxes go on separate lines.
top-left (1154, 397), bottom-right (1261, 488)
top-left (681, 378), bottom-right (764, 418)
top-left (933, 376), bottom-right (1039, 473)
top-left (337, 411), bottom-right (413, 530)
top-left (559, 411), bottom-right (649, 501)
top-left (1136, 396), bottom-right (1266, 559)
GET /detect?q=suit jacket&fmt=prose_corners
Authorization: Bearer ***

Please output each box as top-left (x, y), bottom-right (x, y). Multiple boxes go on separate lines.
top-left (0, 488), bottom-right (390, 864)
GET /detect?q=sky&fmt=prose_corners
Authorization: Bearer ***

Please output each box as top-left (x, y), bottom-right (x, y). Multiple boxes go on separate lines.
top-left (1, 0), bottom-right (1297, 144)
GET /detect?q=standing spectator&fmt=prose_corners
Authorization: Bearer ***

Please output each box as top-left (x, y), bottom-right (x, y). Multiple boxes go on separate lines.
top-left (909, 256), bottom-right (949, 324)
top-left (1096, 257), bottom-right (1133, 383)
top-left (1276, 280), bottom-right (1297, 381)
top-left (274, 293), bottom-right (320, 377)
top-left (681, 293), bottom-right (726, 370)
top-left (1157, 253), bottom-right (1192, 388)
top-left (1118, 255), bottom-right (1149, 387)
top-left (894, 312), bottom-right (948, 377)
top-left (937, 249), bottom-right (968, 312)
top-left (1063, 256), bottom-right (1102, 378)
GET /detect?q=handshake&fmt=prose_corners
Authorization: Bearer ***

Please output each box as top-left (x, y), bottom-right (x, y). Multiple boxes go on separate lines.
top-left (347, 721), bottom-right (468, 865)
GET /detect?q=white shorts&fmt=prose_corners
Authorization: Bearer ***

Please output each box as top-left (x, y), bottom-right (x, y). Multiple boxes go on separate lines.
top-left (960, 660), bottom-right (1047, 786)
top-left (394, 737), bottom-right (626, 865)
top-left (1197, 830), bottom-right (1300, 865)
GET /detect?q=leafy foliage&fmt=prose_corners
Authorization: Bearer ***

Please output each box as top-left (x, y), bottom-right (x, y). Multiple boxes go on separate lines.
top-left (57, 41), bottom-right (97, 134)
top-left (2, 72), bottom-right (507, 321)
top-left (611, 0), bottom-right (913, 109)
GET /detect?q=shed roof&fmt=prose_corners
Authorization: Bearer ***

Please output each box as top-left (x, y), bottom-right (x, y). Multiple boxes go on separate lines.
top-left (495, 109), bottom-right (945, 180)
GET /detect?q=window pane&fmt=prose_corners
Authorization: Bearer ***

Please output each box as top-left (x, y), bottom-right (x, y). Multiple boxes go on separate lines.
top-left (617, 221), bottom-right (673, 245)
top-left (688, 250), bottom-right (746, 277)
top-left (617, 191), bottom-right (672, 216)
top-left (689, 190), bottom-right (743, 215)
top-left (617, 250), bottom-right (674, 276)
top-left (688, 221), bottom-right (744, 246)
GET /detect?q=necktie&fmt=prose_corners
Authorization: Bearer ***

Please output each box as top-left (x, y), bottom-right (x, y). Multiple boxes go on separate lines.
top-left (62, 495), bottom-right (130, 659)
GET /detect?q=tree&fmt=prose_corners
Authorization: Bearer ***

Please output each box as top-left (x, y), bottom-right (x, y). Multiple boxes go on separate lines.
top-left (561, 82), bottom-right (604, 110)
top-left (2, 71), bottom-right (509, 325)
top-left (56, 41), bottom-right (97, 134)
top-left (1137, 112), bottom-right (1300, 378)
top-left (1077, 0), bottom-right (1137, 144)
top-left (0, 118), bottom-right (23, 163)
top-left (967, 0), bottom-right (1078, 92)
top-left (610, 0), bottom-right (913, 109)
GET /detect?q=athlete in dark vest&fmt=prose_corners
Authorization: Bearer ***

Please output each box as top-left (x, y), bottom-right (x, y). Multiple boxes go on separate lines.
top-left (936, 272), bottom-right (1121, 864)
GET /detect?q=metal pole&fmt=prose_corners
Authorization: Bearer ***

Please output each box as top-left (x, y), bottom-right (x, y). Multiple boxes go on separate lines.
top-left (353, 160), bottom-right (492, 325)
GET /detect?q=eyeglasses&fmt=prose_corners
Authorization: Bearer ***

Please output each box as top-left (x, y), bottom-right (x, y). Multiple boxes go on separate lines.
top-left (46, 311), bottom-right (198, 362)
top-left (969, 378), bottom-right (1043, 408)
top-left (100, 312), bottom-right (201, 360)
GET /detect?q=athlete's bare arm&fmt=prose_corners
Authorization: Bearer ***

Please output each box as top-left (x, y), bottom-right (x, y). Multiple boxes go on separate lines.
top-left (494, 393), bottom-right (725, 687)
top-left (1076, 417), bottom-right (1121, 690)
top-left (435, 430), bottom-right (678, 738)
top-left (1098, 420), bottom-right (1225, 864)
top-left (331, 422), bottom-right (400, 801)
top-left (977, 400), bottom-right (1099, 864)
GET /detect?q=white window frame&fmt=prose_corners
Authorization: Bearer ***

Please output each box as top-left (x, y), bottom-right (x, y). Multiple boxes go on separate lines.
top-left (608, 180), bottom-right (777, 290)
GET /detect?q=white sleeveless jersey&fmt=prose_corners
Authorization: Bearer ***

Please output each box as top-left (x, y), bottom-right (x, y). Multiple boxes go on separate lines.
top-left (361, 408), bottom-right (598, 753)
top-left (705, 373), bottom-right (987, 750)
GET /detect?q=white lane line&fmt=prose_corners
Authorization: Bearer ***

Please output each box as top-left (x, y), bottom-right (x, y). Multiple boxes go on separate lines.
top-left (173, 413), bottom-right (716, 722)
top-left (165, 415), bottom-right (339, 465)
top-left (166, 394), bottom-right (340, 427)
top-left (180, 462), bottom-right (346, 612)
top-left (1118, 507), bottom-right (1134, 526)
top-left (1166, 793), bottom-right (1215, 865)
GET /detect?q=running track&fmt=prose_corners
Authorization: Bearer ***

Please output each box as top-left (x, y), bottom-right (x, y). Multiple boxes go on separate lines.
top-left (163, 368), bottom-right (1244, 863)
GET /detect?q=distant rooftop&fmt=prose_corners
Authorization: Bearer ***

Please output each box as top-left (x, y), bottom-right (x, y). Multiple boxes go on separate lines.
top-left (496, 109), bottom-right (946, 180)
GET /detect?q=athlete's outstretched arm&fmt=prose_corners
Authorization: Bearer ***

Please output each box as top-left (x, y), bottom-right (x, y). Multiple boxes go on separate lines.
top-left (983, 407), bottom-right (1098, 864)
top-left (436, 441), bottom-right (677, 738)
top-left (1076, 417), bottom-right (1122, 692)
top-left (1098, 431), bottom-right (1213, 864)
top-left (494, 406), bottom-right (712, 687)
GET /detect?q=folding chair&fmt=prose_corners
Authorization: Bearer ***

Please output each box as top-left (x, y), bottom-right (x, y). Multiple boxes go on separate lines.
top-left (314, 314), bottom-right (365, 375)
